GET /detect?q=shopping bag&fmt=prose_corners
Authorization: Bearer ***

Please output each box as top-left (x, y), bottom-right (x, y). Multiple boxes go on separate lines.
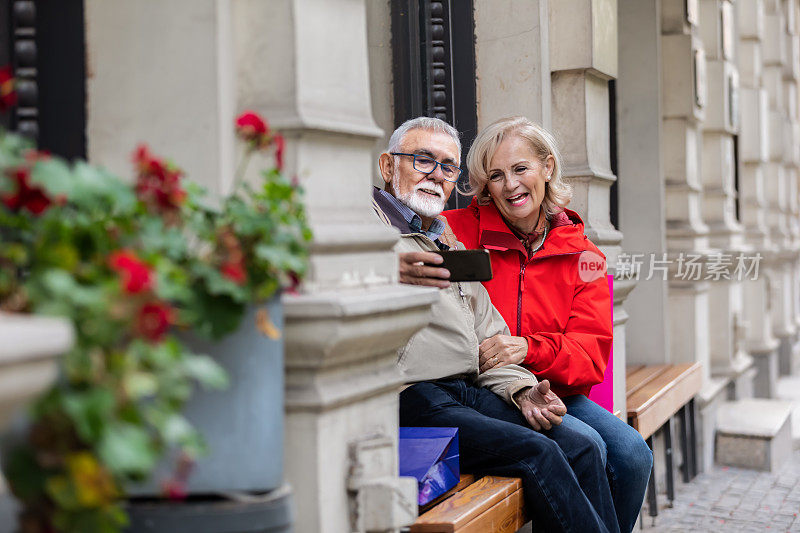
top-left (398, 427), bottom-right (460, 506)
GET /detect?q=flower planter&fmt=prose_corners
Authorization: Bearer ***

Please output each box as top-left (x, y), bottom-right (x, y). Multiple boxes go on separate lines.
top-left (127, 298), bottom-right (285, 496)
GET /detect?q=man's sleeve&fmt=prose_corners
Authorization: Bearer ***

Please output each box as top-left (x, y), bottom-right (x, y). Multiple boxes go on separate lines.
top-left (470, 279), bottom-right (538, 406)
top-left (474, 364), bottom-right (537, 407)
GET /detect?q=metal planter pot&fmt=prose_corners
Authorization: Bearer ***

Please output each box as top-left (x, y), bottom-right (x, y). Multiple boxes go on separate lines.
top-left (128, 297), bottom-right (285, 496)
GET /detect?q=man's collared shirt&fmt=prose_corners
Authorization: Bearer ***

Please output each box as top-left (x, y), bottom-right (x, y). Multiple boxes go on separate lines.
top-left (374, 188), bottom-right (446, 243)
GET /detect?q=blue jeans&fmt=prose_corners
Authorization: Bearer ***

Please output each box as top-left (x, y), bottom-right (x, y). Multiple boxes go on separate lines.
top-left (400, 380), bottom-right (620, 533)
top-left (560, 395), bottom-right (653, 533)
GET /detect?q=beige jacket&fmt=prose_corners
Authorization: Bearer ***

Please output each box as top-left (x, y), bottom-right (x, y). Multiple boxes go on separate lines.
top-left (375, 200), bottom-right (538, 406)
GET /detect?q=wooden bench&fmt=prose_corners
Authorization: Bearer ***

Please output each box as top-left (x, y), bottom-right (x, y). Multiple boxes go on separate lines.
top-left (626, 362), bottom-right (703, 519)
top-left (411, 475), bottom-right (527, 533)
top-left (409, 363), bottom-right (703, 531)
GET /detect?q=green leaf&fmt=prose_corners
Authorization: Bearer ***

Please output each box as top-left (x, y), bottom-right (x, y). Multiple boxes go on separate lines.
top-left (46, 475), bottom-right (80, 510)
top-left (0, 173), bottom-right (13, 195)
top-left (139, 217), bottom-right (188, 260)
top-left (193, 262), bottom-right (248, 301)
top-left (183, 354), bottom-right (229, 390)
top-left (161, 413), bottom-right (194, 445)
top-left (2, 446), bottom-right (48, 502)
top-left (254, 243), bottom-right (306, 272)
top-left (123, 372), bottom-right (158, 400)
top-left (31, 159), bottom-right (74, 196)
top-left (62, 388), bottom-right (116, 443)
top-left (190, 291), bottom-right (245, 339)
top-left (97, 422), bottom-right (157, 477)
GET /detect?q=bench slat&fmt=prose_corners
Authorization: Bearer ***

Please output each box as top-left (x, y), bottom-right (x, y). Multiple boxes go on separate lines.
top-left (419, 475), bottom-right (476, 514)
top-left (627, 362), bottom-right (702, 439)
top-left (626, 364), bottom-right (670, 397)
top-left (459, 487), bottom-right (526, 533)
top-left (411, 476), bottom-right (522, 533)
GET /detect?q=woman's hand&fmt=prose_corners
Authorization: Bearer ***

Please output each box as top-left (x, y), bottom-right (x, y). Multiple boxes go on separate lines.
top-left (478, 334), bottom-right (528, 373)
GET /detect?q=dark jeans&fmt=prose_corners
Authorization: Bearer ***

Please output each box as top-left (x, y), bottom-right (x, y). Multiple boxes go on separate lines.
top-left (400, 380), bottom-right (620, 533)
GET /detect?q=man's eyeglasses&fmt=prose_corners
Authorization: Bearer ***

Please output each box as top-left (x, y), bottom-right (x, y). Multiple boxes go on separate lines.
top-left (390, 152), bottom-right (463, 182)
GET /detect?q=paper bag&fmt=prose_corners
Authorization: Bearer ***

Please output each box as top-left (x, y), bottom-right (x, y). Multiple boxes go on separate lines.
top-left (398, 427), bottom-right (460, 506)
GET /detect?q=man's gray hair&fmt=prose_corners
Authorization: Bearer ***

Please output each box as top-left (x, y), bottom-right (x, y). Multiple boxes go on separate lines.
top-left (387, 116), bottom-right (462, 163)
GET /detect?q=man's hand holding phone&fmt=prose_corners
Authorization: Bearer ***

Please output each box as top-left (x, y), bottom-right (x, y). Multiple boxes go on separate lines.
top-left (399, 249), bottom-right (492, 287)
top-left (399, 251), bottom-right (451, 288)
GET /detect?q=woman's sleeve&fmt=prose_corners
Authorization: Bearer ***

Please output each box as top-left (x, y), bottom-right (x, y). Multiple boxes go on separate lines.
top-left (523, 267), bottom-right (612, 391)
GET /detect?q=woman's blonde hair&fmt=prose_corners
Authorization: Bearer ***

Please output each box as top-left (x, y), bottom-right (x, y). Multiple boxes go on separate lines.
top-left (461, 116), bottom-right (572, 216)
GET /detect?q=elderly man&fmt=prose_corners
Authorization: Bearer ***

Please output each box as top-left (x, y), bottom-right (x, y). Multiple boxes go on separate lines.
top-left (373, 117), bottom-right (619, 533)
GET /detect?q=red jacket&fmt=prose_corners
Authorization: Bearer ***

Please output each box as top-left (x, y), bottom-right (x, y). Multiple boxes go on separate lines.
top-left (443, 199), bottom-right (612, 398)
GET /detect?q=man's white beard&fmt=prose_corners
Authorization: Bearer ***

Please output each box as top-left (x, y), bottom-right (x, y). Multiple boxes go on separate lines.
top-left (392, 174), bottom-right (446, 219)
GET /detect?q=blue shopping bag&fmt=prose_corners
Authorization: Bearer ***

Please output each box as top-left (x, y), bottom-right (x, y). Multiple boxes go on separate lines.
top-left (398, 427), bottom-right (460, 506)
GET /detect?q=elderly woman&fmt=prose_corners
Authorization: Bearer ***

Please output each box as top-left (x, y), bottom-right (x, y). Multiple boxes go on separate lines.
top-left (441, 116), bottom-right (652, 533)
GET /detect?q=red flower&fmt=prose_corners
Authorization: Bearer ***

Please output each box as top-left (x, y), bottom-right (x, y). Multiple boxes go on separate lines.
top-left (2, 166), bottom-right (53, 215)
top-left (132, 144), bottom-right (186, 215)
top-left (273, 134), bottom-right (285, 171)
top-left (286, 271), bottom-right (301, 295)
top-left (235, 111), bottom-right (269, 143)
top-left (0, 65), bottom-right (17, 111)
top-left (109, 250), bottom-right (153, 294)
top-left (221, 260), bottom-right (247, 285)
top-left (162, 479), bottom-right (187, 501)
top-left (135, 302), bottom-right (174, 342)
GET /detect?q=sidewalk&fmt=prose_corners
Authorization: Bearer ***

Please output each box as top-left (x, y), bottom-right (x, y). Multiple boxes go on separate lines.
top-left (642, 447), bottom-right (800, 531)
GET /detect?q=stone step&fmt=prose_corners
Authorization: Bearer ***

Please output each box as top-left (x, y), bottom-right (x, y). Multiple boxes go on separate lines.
top-left (715, 399), bottom-right (793, 472)
top-left (776, 375), bottom-right (800, 447)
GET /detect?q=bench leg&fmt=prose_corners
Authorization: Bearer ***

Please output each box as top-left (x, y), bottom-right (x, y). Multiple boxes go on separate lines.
top-left (645, 436), bottom-right (658, 520)
top-left (663, 421), bottom-right (674, 506)
top-left (688, 398), bottom-right (698, 478)
top-left (678, 405), bottom-right (690, 483)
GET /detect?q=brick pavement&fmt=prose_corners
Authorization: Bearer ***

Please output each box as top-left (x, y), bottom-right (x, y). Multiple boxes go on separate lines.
top-left (643, 449), bottom-right (800, 532)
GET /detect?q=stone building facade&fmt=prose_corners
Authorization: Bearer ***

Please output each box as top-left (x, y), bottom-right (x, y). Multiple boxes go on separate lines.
top-left (1, 0), bottom-right (800, 531)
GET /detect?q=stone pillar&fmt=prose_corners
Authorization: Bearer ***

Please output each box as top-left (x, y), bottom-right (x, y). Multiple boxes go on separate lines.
top-left (763, 3), bottom-right (799, 392)
top-left (782, 0), bottom-right (800, 375)
top-left (617, 0), bottom-right (670, 371)
top-left (660, 0), bottom-right (712, 373)
top-left (474, 0), bottom-right (551, 128)
top-left (240, 1), bottom-right (434, 531)
top-left (549, 0), bottom-right (629, 415)
top-left (660, 0), bottom-right (724, 471)
top-left (85, 1), bottom-right (434, 531)
top-left (699, 0), bottom-right (754, 394)
top-left (738, 0), bottom-right (780, 394)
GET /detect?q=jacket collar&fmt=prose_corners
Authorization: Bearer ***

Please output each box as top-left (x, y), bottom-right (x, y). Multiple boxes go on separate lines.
top-left (469, 197), bottom-right (587, 258)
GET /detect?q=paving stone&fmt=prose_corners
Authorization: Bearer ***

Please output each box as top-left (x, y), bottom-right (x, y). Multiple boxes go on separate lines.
top-left (646, 450), bottom-right (800, 531)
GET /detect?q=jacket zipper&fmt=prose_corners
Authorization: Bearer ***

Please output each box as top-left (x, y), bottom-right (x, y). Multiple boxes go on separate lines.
top-left (517, 260), bottom-right (526, 336)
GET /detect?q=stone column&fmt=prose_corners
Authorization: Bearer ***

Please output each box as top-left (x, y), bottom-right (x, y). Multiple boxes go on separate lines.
top-left (763, 3), bottom-right (799, 393)
top-left (549, 0), bottom-right (629, 414)
top-left (474, 0), bottom-right (552, 128)
top-left (85, 1), bottom-right (434, 531)
top-left (738, 0), bottom-right (780, 395)
top-left (660, 0), bottom-right (725, 470)
top-left (699, 0), bottom-right (754, 394)
top-left (781, 0), bottom-right (800, 375)
top-left (617, 0), bottom-right (670, 371)
top-left (660, 0), bottom-right (713, 373)
top-left (239, 2), bottom-right (435, 531)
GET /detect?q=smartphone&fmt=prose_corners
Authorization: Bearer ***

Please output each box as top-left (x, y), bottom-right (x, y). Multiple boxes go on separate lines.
top-left (426, 249), bottom-right (493, 282)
